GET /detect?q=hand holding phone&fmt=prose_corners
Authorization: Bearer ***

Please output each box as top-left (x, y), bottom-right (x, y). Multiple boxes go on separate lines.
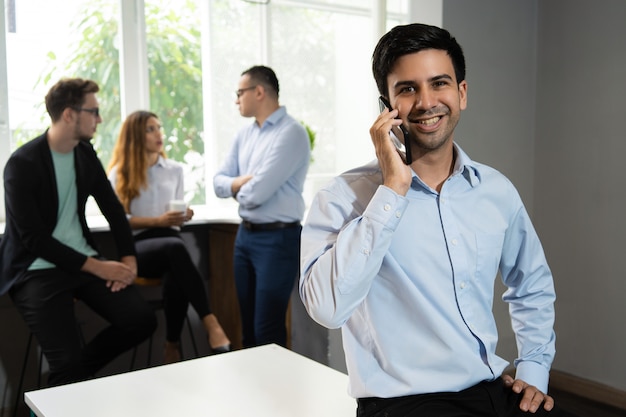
top-left (378, 96), bottom-right (412, 165)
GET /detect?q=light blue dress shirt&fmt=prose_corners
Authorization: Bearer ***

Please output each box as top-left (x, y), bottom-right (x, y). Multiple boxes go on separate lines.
top-left (108, 156), bottom-right (184, 234)
top-left (300, 144), bottom-right (556, 399)
top-left (213, 106), bottom-right (310, 223)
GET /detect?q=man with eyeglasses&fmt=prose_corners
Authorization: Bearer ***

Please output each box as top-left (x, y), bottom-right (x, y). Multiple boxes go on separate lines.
top-left (0, 78), bottom-right (156, 387)
top-left (213, 66), bottom-right (310, 348)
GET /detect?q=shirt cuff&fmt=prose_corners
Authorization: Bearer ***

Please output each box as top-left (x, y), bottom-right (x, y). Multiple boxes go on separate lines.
top-left (362, 186), bottom-right (409, 230)
top-left (514, 361), bottom-right (550, 394)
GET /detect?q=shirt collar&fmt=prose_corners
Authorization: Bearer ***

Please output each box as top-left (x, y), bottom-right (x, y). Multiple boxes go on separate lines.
top-left (154, 155), bottom-right (167, 168)
top-left (264, 106), bottom-right (287, 126)
top-left (452, 143), bottom-right (482, 187)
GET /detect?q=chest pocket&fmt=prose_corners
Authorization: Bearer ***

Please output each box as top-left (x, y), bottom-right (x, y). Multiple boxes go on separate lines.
top-left (475, 232), bottom-right (505, 279)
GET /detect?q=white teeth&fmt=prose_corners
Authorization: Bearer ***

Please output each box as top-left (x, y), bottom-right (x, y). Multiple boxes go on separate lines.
top-left (417, 116), bottom-right (440, 126)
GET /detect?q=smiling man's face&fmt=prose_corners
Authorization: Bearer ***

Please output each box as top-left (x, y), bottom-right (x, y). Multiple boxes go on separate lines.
top-left (387, 49), bottom-right (467, 153)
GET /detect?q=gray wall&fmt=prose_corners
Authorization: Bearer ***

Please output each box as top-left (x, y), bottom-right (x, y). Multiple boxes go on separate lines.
top-left (534, 0), bottom-right (626, 391)
top-left (443, 0), bottom-right (626, 391)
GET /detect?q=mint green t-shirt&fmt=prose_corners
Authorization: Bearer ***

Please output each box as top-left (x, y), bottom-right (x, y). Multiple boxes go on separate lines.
top-left (28, 150), bottom-right (97, 270)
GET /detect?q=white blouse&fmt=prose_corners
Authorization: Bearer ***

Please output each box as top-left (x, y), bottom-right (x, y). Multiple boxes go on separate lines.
top-left (108, 156), bottom-right (184, 233)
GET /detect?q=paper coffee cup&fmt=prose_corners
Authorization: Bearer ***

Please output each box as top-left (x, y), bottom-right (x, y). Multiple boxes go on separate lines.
top-left (168, 199), bottom-right (187, 213)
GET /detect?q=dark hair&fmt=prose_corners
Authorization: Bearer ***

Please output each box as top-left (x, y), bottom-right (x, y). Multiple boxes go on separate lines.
top-left (241, 65), bottom-right (280, 98)
top-left (45, 78), bottom-right (100, 122)
top-left (372, 23), bottom-right (466, 97)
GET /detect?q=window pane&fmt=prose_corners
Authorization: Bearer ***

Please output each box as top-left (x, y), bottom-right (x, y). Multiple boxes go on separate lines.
top-left (6, 0), bottom-right (120, 159)
top-left (296, 0), bottom-right (367, 8)
top-left (145, 0), bottom-right (206, 205)
top-left (387, 0), bottom-right (408, 15)
top-left (269, 5), bottom-right (375, 184)
top-left (206, 0), bottom-right (263, 167)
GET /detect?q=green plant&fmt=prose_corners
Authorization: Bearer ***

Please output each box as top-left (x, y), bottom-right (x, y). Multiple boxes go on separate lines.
top-left (300, 121), bottom-right (316, 162)
top-left (30, 0), bottom-right (206, 203)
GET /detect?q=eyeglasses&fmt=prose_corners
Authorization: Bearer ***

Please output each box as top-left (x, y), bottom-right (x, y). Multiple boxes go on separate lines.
top-left (73, 107), bottom-right (100, 117)
top-left (235, 85), bottom-right (257, 98)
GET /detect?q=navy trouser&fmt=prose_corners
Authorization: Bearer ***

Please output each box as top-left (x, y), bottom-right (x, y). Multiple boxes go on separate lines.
top-left (10, 269), bottom-right (156, 387)
top-left (356, 378), bottom-right (579, 417)
top-left (233, 223), bottom-right (301, 347)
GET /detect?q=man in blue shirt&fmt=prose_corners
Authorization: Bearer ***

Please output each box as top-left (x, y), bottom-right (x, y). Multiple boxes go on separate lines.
top-left (300, 24), bottom-right (575, 416)
top-left (213, 66), bottom-right (310, 347)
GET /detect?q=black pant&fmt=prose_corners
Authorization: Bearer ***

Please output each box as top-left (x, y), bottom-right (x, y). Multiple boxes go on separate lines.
top-left (10, 268), bottom-right (156, 387)
top-left (134, 228), bottom-right (212, 342)
top-left (357, 378), bottom-right (579, 417)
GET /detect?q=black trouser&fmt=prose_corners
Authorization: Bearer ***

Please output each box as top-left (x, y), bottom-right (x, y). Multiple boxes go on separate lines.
top-left (134, 228), bottom-right (212, 342)
top-left (10, 269), bottom-right (156, 387)
top-left (357, 378), bottom-right (579, 417)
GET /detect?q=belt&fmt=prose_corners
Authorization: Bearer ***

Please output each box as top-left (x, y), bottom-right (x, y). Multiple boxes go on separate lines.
top-left (242, 220), bottom-right (300, 231)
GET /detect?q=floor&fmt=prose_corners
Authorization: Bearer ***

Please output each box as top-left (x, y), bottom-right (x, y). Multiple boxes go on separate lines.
top-left (551, 387), bottom-right (626, 417)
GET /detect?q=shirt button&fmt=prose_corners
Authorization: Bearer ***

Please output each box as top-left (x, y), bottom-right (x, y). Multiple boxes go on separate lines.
top-left (384, 204), bottom-right (391, 211)
top-left (460, 282), bottom-right (466, 289)
top-left (395, 211), bottom-right (401, 218)
top-left (451, 239), bottom-right (458, 245)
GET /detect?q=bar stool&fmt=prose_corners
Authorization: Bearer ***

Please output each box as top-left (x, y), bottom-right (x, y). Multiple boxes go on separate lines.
top-left (129, 276), bottom-right (198, 370)
top-left (12, 332), bottom-right (44, 417)
top-left (13, 309), bottom-right (86, 417)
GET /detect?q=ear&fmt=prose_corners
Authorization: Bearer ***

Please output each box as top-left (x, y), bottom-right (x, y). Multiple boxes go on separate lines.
top-left (255, 85), bottom-right (265, 100)
top-left (62, 107), bottom-right (76, 123)
top-left (458, 80), bottom-right (468, 111)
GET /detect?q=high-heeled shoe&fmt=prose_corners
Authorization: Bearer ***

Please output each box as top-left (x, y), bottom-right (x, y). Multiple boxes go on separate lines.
top-left (211, 344), bottom-right (231, 355)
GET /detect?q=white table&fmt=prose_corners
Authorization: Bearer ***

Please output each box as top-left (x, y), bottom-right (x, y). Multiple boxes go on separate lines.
top-left (25, 344), bottom-right (355, 417)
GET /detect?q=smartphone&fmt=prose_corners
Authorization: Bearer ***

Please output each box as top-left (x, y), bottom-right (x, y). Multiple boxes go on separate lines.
top-left (378, 96), bottom-right (412, 165)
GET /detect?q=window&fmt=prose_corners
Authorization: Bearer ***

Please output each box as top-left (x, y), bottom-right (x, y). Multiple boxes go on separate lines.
top-left (145, 0), bottom-right (206, 204)
top-left (0, 0), bottom-right (412, 221)
top-left (5, 0), bottom-right (121, 155)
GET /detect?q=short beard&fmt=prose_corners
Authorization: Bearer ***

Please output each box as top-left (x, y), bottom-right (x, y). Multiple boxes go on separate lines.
top-left (74, 120), bottom-right (94, 142)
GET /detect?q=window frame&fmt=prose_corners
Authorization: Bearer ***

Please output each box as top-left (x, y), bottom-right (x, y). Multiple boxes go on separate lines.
top-left (0, 0), bottom-right (434, 223)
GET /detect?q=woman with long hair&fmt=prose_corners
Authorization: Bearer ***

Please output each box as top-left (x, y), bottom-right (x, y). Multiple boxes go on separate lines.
top-left (108, 110), bottom-right (230, 363)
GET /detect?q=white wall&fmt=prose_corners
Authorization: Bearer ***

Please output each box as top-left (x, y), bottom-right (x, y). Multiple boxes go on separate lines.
top-left (443, 0), bottom-right (626, 391)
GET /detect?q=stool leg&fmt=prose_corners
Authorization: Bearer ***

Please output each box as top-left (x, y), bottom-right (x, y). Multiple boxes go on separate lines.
top-left (13, 333), bottom-right (34, 417)
top-left (146, 334), bottom-right (153, 367)
top-left (36, 347), bottom-right (44, 389)
top-left (129, 346), bottom-right (138, 371)
top-left (185, 315), bottom-right (199, 358)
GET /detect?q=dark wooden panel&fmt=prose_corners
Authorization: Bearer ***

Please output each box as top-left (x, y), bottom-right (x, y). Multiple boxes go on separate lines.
top-left (207, 224), bottom-right (242, 349)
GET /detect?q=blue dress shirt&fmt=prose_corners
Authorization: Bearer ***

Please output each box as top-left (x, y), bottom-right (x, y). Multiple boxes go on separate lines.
top-left (300, 144), bottom-right (556, 399)
top-left (213, 106), bottom-right (310, 223)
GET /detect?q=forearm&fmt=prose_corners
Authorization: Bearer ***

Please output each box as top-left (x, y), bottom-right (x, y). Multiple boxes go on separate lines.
top-left (120, 255), bottom-right (137, 276)
top-left (81, 256), bottom-right (107, 278)
top-left (300, 186), bottom-right (405, 327)
top-left (501, 205), bottom-right (556, 393)
top-left (129, 216), bottom-right (163, 229)
top-left (231, 174), bottom-right (253, 197)
top-left (81, 256), bottom-right (136, 292)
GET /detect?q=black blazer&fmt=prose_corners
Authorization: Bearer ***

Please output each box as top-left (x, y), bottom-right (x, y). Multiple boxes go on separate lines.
top-left (0, 131), bottom-right (135, 295)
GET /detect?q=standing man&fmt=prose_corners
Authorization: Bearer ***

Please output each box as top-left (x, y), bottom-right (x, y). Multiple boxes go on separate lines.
top-left (214, 66), bottom-right (310, 348)
top-left (0, 78), bottom-right (156, 386)
top-left (300, 24), bottom-right (576, 416)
